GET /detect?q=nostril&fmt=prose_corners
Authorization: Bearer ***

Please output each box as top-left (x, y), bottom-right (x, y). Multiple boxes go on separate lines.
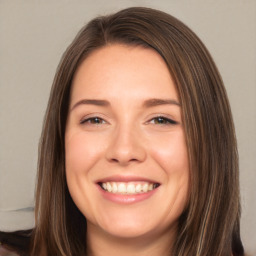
top-left (111, 158), bottom-right (119, 163)
top-left (106, 139), bottom-right (147, 165)
top-left (109, 157), bottom-right (139, 165)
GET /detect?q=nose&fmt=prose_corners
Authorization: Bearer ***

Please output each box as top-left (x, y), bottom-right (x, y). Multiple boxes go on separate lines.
top-left (105, 125), bottom-right (147, 166)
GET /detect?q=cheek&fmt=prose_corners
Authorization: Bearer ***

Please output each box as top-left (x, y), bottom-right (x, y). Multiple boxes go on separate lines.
top-left (65, 132), bottom-right (105, 175)
top-left (65, 132), bottom-right (105, 221)
top-left (64, 132), bottom-right (104, 209)
top-left (149, 130), bottom-right (189, 174)
top-left (149, 130), bottom-right (190, 209)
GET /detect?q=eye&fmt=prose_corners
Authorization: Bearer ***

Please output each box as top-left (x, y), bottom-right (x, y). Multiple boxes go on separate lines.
top-left (148, 116), bottom-right (177, 125)
top-left (80, 117), bottom-right (106, 125)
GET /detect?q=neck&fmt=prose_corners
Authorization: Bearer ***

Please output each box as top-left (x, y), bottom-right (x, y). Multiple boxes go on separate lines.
top-left (86, 224), bottom-right (176, 256)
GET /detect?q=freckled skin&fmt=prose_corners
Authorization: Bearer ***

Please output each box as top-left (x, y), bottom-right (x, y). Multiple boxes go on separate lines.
top-left (65, 44), bottom-right (189, 255)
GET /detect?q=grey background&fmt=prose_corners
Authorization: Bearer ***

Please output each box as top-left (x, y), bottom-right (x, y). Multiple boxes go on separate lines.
top-left (0, 0), bottom-right (255, 255)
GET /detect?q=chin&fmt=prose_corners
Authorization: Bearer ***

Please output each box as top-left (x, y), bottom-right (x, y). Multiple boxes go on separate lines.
top-left (107, 222), bottom-right (151, 238)
top-left (92, 210), bottom-right (167, 240)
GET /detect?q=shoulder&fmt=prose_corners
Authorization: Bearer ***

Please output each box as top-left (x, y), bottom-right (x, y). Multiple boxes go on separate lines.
top-left (0, 245), bottom-right (19, 256)
top-left (0, 229), bottom-right (33, 256)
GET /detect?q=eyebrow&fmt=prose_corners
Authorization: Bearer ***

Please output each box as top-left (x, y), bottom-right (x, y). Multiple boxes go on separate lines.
top-left (71, 99), bottom-right (110, 111)
top-left (70, 98), bottom-right (180, 111)
top-left (142, 98), bottom-right (181, 107)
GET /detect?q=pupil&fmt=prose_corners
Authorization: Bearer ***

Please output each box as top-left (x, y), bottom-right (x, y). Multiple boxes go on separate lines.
top-left (94, 118), bottom-right (100, 123)
top-left (157, 117), bottom-right (164, 123)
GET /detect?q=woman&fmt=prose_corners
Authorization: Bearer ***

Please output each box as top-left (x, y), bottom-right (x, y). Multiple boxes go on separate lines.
top-left (0, 7), bottom-right (244, 256)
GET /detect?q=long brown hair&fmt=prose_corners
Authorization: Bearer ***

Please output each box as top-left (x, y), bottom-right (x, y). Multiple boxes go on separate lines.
top-left (1, 7), bottom-right (244, 256)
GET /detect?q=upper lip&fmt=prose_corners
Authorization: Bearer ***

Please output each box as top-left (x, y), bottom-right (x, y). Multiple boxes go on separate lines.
top-left (95, 175), bottom-right (160, 184)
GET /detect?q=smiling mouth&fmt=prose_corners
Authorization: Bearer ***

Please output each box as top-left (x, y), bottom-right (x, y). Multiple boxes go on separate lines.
top-left (98, 181), bottom-right (160, 195)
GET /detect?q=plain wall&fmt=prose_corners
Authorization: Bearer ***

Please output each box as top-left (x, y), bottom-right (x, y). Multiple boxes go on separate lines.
top-left (0, 0), bottom-right (255, 254)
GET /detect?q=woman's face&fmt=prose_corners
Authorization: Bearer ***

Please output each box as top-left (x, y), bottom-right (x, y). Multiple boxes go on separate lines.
top-left (65, 44), bottom-right (189, 240)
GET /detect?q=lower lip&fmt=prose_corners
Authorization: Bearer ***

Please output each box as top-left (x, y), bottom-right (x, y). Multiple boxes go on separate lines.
top-left (97, 185), bottom-right (159, 204)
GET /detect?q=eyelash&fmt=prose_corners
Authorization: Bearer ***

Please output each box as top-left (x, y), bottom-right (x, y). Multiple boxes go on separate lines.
top-left (148, 116), bottom-right (178, 125)
top-left (80, 116), bottom-right (177, 126)
top-left (80, 117), bottom-right (106, 125)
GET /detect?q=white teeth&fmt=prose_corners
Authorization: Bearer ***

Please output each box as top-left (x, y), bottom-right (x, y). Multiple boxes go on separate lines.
top-left (118, 183), bottom-right (126, 193)
top-left (100, 182), bottom-right (159, 194)
top-left (127, 183), bottom-right (136, 194)
top-left (135, 184), bottom-right (141, 192)
top-left (112, 182), bottom-right (118, 193)
top-left (106, 182), bottom-right (112, 192)
top-left (142, 183), bottom-right (148, 192)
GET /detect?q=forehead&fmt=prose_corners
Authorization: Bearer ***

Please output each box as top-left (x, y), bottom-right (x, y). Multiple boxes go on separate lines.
top-left (70, 44), bottom-right (178, 103)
